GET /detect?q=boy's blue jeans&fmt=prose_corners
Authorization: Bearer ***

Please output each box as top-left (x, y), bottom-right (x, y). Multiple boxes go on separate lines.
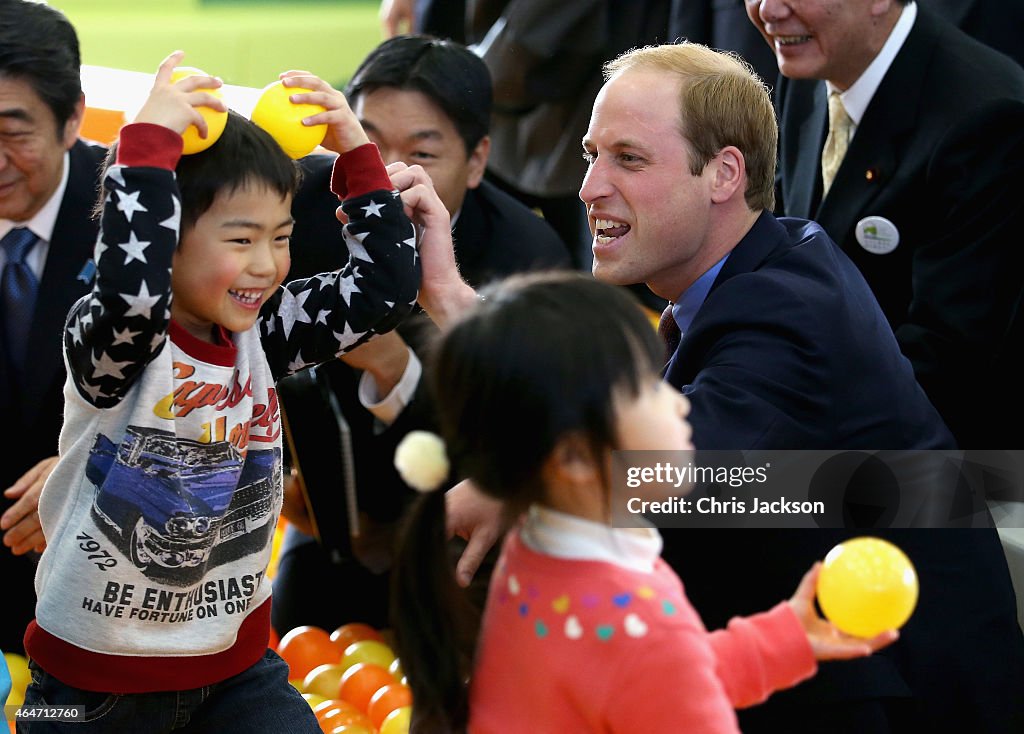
top-left (17, 648), bottom-right (320, 733)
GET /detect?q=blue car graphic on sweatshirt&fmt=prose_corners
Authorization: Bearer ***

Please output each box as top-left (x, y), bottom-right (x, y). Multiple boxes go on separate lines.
top-left (86, 427), bottom-right (281, 585)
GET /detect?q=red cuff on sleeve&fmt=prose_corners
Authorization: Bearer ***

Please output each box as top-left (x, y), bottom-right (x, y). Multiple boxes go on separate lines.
top-left (330, 143), bottom-right (391, 200)
top-left (115, 123), bottom-right (184, 170)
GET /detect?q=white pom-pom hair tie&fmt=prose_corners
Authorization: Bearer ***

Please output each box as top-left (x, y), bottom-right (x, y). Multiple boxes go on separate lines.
top-left (394, 430), bottom-right (450, 492)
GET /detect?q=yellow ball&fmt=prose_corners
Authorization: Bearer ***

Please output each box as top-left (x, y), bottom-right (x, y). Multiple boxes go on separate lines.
top-left (817, 536), bottom-right (919, 639)
top-left (341, 639), bottom-right (396, 673)
top-left (250, 80), bottom-right (327, 159)
top-left (3, 653), bottom-right (30, 696)
top-left (170, 67), bottom-right (227, 155)
top-left (379, 705), bottom-right (412, 734)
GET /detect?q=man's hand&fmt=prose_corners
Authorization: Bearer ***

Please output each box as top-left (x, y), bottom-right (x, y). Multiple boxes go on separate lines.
top-left (340, 331), bottom-right (411, 397)
top-left (380, 0), bottom-right (415, 38)
top-left (280, 467), bottom-right (315, 537)
top-left (788, 562), bottom-right (899, 661)
top-left (1, 456), bottom-right (57, 555)
top-left (385, 161), bottom-right (478, 328)
top-left (445, 479), bottom-right (507, 587)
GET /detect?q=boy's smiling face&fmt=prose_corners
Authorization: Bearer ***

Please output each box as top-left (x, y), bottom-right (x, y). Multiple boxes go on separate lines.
top-left (171, 182), bottom-right (293, 342)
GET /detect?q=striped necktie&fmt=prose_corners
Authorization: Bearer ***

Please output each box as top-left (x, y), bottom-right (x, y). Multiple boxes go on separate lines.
top-left (2, 227), bottom-right (40, 374)
top-left (658, 303), bottom-right (681, 357)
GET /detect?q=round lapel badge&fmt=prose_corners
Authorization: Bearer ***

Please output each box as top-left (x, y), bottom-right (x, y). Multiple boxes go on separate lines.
top-left (855, 216), bottom-right (900, 255)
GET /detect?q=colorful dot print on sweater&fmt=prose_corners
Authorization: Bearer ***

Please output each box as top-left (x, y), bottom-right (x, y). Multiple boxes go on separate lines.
top-left (494, 565), bottom-right (680, 644)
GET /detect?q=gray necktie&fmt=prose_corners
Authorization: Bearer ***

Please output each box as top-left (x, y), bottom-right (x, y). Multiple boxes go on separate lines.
top-left (2, 227), bottom-right (40, 373)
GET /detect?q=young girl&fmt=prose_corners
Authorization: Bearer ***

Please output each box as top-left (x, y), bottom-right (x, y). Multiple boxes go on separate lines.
top-left (391, 271), bottom-right (897, 733)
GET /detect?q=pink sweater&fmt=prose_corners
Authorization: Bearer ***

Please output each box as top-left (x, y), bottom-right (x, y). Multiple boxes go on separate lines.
top-left (468, 531), bottom-right (817, 733)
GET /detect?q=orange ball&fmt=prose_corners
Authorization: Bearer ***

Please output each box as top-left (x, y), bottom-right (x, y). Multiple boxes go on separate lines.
top-left (268, 625), bottom-right (281, 651)
top-left (277, 625), bottom-right (338, 680)
top-left (318, 701), bottom-right (374, 732)
top-left (329, 724), bottom-right (375, 734)
top-left (330, 622), bottom-right (384, 654)
top-left (313, 698), bottom-right (351, 720)
top-left (367, 682), bottom-right (413, 729)
top-left (339, 662), bottom-right (396, 713)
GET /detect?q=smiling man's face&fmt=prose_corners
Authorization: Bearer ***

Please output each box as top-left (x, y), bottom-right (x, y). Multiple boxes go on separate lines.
top-left (745, 0), bottom-right (900, 90)
top-left (0, 75), bottom-right (81, 222)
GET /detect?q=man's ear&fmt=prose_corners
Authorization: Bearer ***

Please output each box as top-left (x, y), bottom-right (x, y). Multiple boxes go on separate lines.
top-left (62, 95), bottom-right (86, 150)
top-left (709, 145), bottom-right (746, 205)
top-left (465, 135), bottom-right (491, 190)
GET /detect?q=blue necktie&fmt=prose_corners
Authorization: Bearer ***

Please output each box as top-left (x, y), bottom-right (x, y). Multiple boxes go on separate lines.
top-left (1, 227), bottom-right (40, 374)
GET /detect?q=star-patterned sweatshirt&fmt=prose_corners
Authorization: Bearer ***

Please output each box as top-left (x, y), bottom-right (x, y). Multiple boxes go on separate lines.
top-left (468, 507), bottom-right (817, 733)
top-left (25, 123), bottom-right (420, 693)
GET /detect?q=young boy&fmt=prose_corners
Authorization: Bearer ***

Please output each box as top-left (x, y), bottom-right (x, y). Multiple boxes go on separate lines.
top-left (18, 52), bottom-right (420, 732)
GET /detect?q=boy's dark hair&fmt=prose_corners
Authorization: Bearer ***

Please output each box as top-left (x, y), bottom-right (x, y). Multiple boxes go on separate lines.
top-left (0, 0), bottom-right (82, 134)
top-left (391, 271), bottom-right (664, 733)
top-left (98, 111), bottom-right (301, 231)
top-left (345, 34), bottom-right (492, 155)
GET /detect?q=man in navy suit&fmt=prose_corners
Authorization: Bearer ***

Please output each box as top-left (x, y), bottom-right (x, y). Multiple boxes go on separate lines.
top-left (0, 1), bottom-right (104, 655)
top-left (753, 0), bottom-right (1024, 449)
top-left (577, 40), bottom-right (1024, 734)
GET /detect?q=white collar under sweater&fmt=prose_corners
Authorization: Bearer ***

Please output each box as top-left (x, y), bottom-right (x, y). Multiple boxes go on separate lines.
top-left (519, 504), bottom-right (663, 574)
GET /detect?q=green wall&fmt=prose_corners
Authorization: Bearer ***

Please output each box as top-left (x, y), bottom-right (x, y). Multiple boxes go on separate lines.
top-left (54, 0), bottom-right (383, 89)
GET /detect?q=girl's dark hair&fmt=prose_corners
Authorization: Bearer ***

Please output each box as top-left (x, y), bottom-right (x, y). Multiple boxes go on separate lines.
top-left (96, 110), bottom-right (301, 230)
top-left (391, 271), bottom-right (664, 733)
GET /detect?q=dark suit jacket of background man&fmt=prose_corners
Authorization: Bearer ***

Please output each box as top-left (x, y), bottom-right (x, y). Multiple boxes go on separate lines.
top-left (1, 140), bottom-right (105, 654)
top-left (657, 212), bottom-right (1024, 734)
top-left (287, 153), bottom-right (569, 288)
top-left (668, 0), bottom-right (1022, 98)
top-left (270, 153), bottom-right (569, 633)
top-left (775, 7), bottom-right (1024, 449)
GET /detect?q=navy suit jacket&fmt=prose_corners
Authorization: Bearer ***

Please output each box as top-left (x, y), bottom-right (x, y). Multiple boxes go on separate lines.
top-left (666, 212), bottom-right (952, 451)
top-left (776, 7), bottom-right (1024, 448)
top-left (0, 139), bottom-right (105, 653)
top-left (659, 212), bottom-right (1024, 733)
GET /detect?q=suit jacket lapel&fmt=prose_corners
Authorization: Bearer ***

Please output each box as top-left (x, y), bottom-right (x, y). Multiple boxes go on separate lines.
top-left (26, 141), bottom-right (102, 409)
top-left (664, 212), bottom-right (787, 379)
top-left (779, 78), bottom-right (828, 219)
top-left (815, 10), bottom-right (936, 238)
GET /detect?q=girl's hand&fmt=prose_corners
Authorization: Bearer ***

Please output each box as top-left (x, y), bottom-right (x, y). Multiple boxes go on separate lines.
top-left (279, 71), bottom-right (369, 155)
top-left (788, 562), bottom-right (900, 661)
top-left (135, 51), bottom-right (225, 139)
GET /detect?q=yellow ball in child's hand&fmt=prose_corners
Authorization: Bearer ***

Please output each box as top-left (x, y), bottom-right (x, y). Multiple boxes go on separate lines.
top-left (170, 67), bottom-right (227, 155)
top-left (250, 80), bottom-right (327, 159)
top-left (816, 536), bottom-right (918, 639)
